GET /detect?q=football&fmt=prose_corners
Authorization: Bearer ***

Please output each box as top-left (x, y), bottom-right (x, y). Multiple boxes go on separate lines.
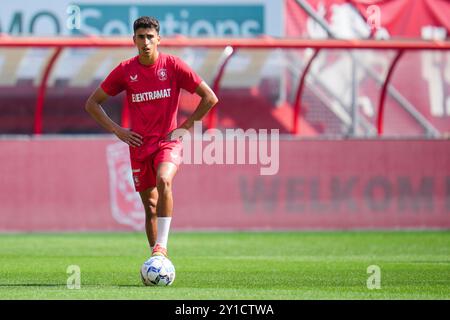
top-left (140, 256), bottom-right (176, 286)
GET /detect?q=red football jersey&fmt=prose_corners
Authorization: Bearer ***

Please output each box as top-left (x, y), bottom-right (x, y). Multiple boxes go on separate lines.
top-left (101, 52), bottom-right (202, 161)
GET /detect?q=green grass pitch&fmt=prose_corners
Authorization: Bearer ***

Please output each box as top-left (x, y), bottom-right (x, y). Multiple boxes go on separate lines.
top-left (0, 231), bottom-right (449, 299)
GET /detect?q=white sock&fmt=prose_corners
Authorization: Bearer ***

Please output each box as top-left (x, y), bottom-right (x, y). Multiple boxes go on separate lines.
top-left (156, 217), bottom-right (172, 249)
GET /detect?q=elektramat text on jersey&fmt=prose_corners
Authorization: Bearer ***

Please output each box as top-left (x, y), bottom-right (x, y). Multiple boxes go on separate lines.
top-left (131, 88), bottom-right (172, 103)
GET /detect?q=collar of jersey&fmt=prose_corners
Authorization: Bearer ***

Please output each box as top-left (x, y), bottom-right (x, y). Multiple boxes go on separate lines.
top-left (137, 52), bottom-right (161, 68)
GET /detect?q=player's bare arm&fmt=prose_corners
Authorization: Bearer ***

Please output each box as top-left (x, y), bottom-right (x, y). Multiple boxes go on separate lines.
top-left (85, 87), bottom-right (143, 147)
top-left (166, 81), bottom-right (218, 141)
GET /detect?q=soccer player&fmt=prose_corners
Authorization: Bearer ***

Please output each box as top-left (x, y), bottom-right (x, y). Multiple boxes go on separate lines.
top-left (85, 16), bottom-right (218, 258)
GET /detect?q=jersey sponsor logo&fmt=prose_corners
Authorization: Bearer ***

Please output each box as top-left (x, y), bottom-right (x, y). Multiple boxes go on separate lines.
top-left (131, 88), bottom-right (171, 103)
top-left (157, 68), bottom-right (168, 81)
top-left (130, 74), bottom-right (138, 82)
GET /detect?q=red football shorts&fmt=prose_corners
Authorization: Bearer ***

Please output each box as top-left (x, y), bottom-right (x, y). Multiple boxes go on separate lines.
top-left (130, 140), bottom-right (182, 192)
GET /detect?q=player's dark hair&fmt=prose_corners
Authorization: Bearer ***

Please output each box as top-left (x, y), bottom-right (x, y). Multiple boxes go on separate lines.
top-left (133, 16), bottom-right (160, 34)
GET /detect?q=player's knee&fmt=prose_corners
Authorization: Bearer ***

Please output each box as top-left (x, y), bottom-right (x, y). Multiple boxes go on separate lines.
top-left (149, 198), bottom-right (157, 214)
top-left (156, 176), bottom-right (172, 193)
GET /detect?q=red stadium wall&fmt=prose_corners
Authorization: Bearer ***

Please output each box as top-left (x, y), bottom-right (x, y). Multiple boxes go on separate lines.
top-left (0, 137), bottom-right (449, 231)
top-left (285, 0), bottom-right (450, 38)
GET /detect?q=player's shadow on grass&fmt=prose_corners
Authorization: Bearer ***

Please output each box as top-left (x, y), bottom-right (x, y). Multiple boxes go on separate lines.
top-left (0, 283), bottom-right (65, 287)
top-left (117, 284), bottom-right (147, 288)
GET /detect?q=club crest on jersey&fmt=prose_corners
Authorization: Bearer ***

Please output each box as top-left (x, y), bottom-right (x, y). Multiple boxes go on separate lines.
top-left (130, 74), bottom-right (138, 82)
top-left (157, 68), bottom-right (167, 81)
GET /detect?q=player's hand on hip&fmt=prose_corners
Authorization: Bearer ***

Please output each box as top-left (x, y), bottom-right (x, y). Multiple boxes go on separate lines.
top-left (164, 128), bottom-right (187, 142)
top-left (115, 127), bottom-right (143, 147)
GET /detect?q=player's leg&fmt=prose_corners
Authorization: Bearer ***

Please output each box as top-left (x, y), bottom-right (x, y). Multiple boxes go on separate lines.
top-left (138, 187), bottom-right (158, 251)
top-left (156, 162), bottom-right (177, 218)
top-left (152, 161), bottom-right (178, 257)
top-left (131, 157), bottom-right (158, 254)
top-left (151, 141), bottom-right (182, 257)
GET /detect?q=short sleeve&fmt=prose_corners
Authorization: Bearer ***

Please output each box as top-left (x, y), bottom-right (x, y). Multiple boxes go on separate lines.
top-left (101, 63), bottom-right (126, 96)
top-left (174, 57), bottom-right (202, 94)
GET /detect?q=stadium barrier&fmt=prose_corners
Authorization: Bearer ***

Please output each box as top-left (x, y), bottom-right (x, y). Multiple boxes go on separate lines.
top-left (0, 136), bottom-right (448, 231)
top-left (0, 37), bottom-right (449, 137)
